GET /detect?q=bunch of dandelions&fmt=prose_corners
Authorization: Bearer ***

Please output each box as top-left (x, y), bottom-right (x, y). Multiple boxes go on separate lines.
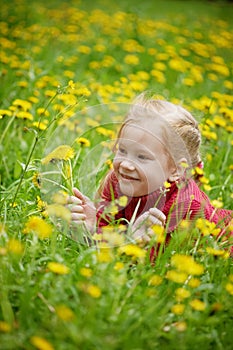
top-left (41, 144), bottom-right (75, 192)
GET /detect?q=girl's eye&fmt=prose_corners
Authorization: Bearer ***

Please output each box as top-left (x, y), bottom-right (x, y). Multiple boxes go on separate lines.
top-left (138, 154), bottom-right (148, 160)
top-left (119, 147), bottom-right (126, 154)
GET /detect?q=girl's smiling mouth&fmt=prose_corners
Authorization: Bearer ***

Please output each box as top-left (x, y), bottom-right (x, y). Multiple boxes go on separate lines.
top-left (119, 172), bottom-right (140, 181)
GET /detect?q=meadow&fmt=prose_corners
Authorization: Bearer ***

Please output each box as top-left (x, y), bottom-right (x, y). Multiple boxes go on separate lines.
top-left (0, 0), bottom-right (233, 349)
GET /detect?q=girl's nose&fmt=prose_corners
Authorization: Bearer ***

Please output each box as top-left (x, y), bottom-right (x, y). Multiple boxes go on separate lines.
top-left (120, 159), bottom-right (135, 171)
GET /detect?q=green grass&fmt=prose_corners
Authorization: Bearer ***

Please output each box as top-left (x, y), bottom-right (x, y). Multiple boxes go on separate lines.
top-left (0, 0), bottom-right (233, 349)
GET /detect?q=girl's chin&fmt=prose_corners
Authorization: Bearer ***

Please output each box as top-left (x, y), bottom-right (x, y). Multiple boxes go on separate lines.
top-left (119, 182), bottom-right (146, 197)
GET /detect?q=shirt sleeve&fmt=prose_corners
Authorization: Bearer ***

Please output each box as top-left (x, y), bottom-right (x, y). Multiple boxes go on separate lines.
top-left (165, 196), bottom-right (202, 233)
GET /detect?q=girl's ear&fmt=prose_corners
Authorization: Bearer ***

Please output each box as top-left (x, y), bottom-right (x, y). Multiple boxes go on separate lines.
top-left (168, 158), bottom-right (188, 182)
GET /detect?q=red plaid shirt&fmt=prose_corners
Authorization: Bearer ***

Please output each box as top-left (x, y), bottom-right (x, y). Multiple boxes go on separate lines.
top-left (97, 171), bottom-right (233, 252)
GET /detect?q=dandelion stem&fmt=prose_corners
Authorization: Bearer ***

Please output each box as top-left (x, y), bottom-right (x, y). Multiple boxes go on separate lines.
top-left (11, 134), bottom-right (39, 206)
top-left (10, 91), bottom-right (60, 206)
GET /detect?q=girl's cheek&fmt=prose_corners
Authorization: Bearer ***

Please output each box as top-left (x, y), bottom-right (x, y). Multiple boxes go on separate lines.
top-left (112, 158), bottom-right (118, 171)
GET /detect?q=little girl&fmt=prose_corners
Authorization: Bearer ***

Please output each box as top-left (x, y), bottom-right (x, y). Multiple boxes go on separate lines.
top-left (68, 94), bottom-right (233, 252)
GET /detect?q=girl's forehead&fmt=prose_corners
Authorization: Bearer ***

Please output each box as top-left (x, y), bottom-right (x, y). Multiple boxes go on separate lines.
top-left (120, 122), bottom-right (163, 141)
top-left (119, 123), bottom-right (166, 154)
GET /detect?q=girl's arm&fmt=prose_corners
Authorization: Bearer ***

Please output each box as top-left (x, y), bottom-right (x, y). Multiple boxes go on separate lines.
top-left (131, 208), bottom-right (166, 242)
top-left (68, 187), bottom-right (96, 232)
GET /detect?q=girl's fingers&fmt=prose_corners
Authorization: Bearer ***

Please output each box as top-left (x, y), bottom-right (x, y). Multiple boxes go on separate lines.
top-left (67, 195), bottom-right (82, 205)
top-left (73, 187), bottom-right (86, 202)
top-left (149, 208), bottom-right (166, 225)
top-left (70, 205), bottom-right (84, 213)
top-left (135, 211), bottom-right (150, 224)
top-left (132, 231), bottom-right (150, 243)
top-left (149, 215), bottom-right (164, 227)
top-left (71, 213), bottom-right (86, 221)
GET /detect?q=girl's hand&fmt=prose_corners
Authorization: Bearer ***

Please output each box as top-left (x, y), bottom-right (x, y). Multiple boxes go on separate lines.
top-left (67, 187), bottom-right (96, 232)
top-left (131, 208), bottom-right (166, 243)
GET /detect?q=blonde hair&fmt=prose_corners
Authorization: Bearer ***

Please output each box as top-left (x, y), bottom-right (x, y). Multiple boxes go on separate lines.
top-left (125, 94), bottom-right (202, 169)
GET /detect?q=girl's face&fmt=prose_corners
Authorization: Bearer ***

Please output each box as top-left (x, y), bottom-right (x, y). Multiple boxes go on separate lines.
top-left (113, 123), bottom-right (175, 197)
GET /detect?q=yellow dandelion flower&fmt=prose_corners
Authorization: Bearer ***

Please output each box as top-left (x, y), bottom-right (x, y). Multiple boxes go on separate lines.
top-left (45, 204), bottom-right (71, 222)
top-left (213, 115), bottom-right (226, 127)
top-left (86, 284), bottom-right (101, 298)
top-left (118, 244), bottom-right (146, 261)
top-left (0, 321), bottom-right (11, 333)
top-left (206, 247), bottom-right (229, 258)
top-left (105, 159), bottom-right (113, 169)
top-left (89, 61), bottom-right (101, 69)
top-left (7, 239), bottom-right (24, 255)
top-left (189, 299), bottom-right (206, 311)
top-left (174, 321), bottom-right (187, 332)
top-left (171, 304), bottom-right (185, 315)
top-left (166, 270), bottom-right (188, 284)
top-left (201, 130), bottom-right (217, 141)
top-left (17, 81), bottom-right (28, 88)
top-left (55, 305), bottom-right (75, 321)
top-left (47, 262), bottom-right (70, 275)
top-left (68, 80), bottom-right (75, 89)
top-left (108, 203), bottom-right (118, 216)
top-left (187, 277), bottom-right (201, 288)
top-left (24, 216), bottom-right (52, 239)
top-left (183, 78), bottom-right (195, 87)
top-left (204, 183), bottom-right (212, 191)
top-left (171, 254), bottom-right (204, 276)
top-left (92, 233), bottom-right (103, 241)
top-left (150, 70), bottom-right (166, 84)
top-left (195, 218), bottom-right (221, 236)
top-left (224, 80), bottom-right (233, 89)
top-left (30, 336), bottom-right (54, 350)
top-left (96, 243), bottom-right (114, 263)
top-left (180, 220), bottom-right (191, 229)
top-left (114, 262), bottom-right (124, 271)
top-left (124, 54), bottom-right (139, 65)
top-left (75, 87), bottom-right (91, 97)
top-left (75, 137), bottom-right (91, 147)
top-left (36, 108), bottom-right (50, 116)
top-left (0, 109), bottom-right (12, 117)
top-left (225, 283), bottom-right (233, 295)
top-left (77, 45), bottom-right (91, 54)
top-left (163, 181), bottom-right (171, 189)
top-left (229, 274), bottom-right (233, 283)
top-left (45, 89), bottom-right (56, 98)
top-left (192, 166), bottom-right (204, 177)
top-left (32, 121), bottom-right (47, 130)
top-left (102, 229), bottom-right (125, 247)
top-left (151, 224), bottom-right (165, 243)
top-left (12, 99), bottom-right (32, 111)
top-left (211, 199), bottom-right (223, 209)
top-left (96, 127), bottom-right (115, 138)
top-left (16, 111), bottom-right (33, 120)
top-left (118, 196), bottom-right (128, 207)
top-left (175, 287), bottom-right (191, 301)
top-left (153, 62), bottom-right (166, 71)
top-left (32, 172), bottom-right (41, 188)
top-left (36, 196), bottom-right (47, 214)
top-left (200, 176), bottom-right (210, 185)
top-left (80, 267), bottom-right (93, 278)
top-left (42, 145), bottom-right (75, 164)
top-left (86, 118), bottom-right (99, 127)
top-left (169, 58), bottom-right (191, 73)
top-left (148, 275), bottom-right (163, 286)
top-left (52, 191), bottom-right (68, 205)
